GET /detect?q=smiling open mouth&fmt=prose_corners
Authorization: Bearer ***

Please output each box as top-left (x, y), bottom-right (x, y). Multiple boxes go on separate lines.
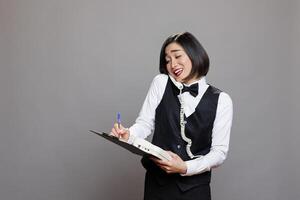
top-left (173, 68), bottom-right (183, 77)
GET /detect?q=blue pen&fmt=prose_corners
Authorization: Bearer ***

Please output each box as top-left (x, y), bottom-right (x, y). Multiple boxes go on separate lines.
top-left (117, 112), bottom-right (121, 129)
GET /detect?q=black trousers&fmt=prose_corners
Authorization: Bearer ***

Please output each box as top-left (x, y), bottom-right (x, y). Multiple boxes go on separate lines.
top-left (143, 171), bottom-right (211, 200)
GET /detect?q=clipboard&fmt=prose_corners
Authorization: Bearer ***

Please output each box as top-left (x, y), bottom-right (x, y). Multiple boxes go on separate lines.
top-left (89, 130), bottom-right (172, 161)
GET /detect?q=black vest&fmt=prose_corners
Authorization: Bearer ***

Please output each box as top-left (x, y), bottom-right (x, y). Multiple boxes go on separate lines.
top-left (142, 78), bottom-right (221, 192)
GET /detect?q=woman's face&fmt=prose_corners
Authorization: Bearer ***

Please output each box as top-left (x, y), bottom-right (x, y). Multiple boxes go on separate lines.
top-left (165, 42), bottom-right (193, 84)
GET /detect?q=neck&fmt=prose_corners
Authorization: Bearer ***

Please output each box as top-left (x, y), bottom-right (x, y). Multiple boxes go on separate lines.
top-left (183, 76), bottom-right (201, 85)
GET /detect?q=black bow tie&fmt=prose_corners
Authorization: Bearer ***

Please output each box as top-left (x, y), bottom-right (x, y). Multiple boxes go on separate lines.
top-left (181, 83), bottom-right (199, 97)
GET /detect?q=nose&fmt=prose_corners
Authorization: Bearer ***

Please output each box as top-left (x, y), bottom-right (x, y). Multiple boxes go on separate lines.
top-left (170, 58), bottom-right (177, 68)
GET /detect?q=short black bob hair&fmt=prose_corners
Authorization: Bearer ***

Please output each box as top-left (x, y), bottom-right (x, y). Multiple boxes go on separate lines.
top-left (159, 32), bottom-right (209, 81)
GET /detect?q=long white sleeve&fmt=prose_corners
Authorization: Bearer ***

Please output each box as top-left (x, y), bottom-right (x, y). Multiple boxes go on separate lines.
top-left (182, 92), bottom-right (233, 176)
top-left (128, 74), bottom-right (168, 143)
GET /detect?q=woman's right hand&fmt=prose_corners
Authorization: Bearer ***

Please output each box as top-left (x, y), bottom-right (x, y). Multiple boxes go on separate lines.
top-left (110, 123), bottom-right (130, 142)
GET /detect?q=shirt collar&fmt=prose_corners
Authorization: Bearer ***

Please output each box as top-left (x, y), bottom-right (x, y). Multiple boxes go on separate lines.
top-left (168, 75), bottom-right (208, 97)
top-left (183, 76), bottom-right (207, 94)
top-left (184, 76), bottom-right (206, 85)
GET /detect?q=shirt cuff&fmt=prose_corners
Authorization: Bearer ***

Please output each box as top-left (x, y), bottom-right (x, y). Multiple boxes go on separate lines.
top-left (127, 127), bottom-right (136, 144)
top-left (180, 157), bottom-right (211, 176)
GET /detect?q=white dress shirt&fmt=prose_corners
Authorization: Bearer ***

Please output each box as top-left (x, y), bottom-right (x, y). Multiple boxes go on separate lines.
top-left (128, 74), bottom-right (233, 176)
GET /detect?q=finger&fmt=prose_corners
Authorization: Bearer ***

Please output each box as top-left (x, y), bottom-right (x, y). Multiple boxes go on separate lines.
top-left (110, 132), bottom-right (118, 137)
top-left (119, 128), bottom-right (127, 135)
top-left (114, 123), bottom-right (127, 135)
top-left (149, 158), bottom-right (160, 165)
top-left (114, 123), bottom-right (126, 136)
top-left (152, 159), bottom-right (170, 167)
top-left (149, 157), bottom-right (162, 165)
top-left (166, 151), bottom-right (178, 158)
top-left (113, 127), bottom-right (123, 137)
top-left (111, 126), bottom-right (117, 133)
top-left (149, 157), bottom-right (159, 162)
top-left (110, 129), bottom-right (119, 137)
top-left (160, 165), bottom-right (173, 173)
top-left (155, 163), bottom-right (167, 170)
top-left (150, 157), bottom-right (164, 163)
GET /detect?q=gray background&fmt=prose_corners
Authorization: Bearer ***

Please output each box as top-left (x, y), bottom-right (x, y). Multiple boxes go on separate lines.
top-left (0, 0), bottom-right (299, 199)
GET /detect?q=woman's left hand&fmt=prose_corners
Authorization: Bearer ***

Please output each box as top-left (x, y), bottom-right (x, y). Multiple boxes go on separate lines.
top-left (150, 151), bottom-right (187, 174)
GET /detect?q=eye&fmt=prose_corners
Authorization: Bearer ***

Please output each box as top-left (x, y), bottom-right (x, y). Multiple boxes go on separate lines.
top-left (175, 55), bottom-right (182, 59)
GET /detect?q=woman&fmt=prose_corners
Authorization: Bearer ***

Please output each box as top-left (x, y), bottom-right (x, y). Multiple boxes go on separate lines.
top-left (111, 32), bottom-right (233, 200)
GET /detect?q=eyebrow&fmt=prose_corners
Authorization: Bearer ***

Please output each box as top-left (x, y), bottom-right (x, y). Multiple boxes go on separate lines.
top-left (165, 49), bottom-right (182, 56)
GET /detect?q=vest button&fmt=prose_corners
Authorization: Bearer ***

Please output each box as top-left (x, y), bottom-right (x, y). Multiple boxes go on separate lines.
top-left (177, 145), bottom-right (181, 149)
